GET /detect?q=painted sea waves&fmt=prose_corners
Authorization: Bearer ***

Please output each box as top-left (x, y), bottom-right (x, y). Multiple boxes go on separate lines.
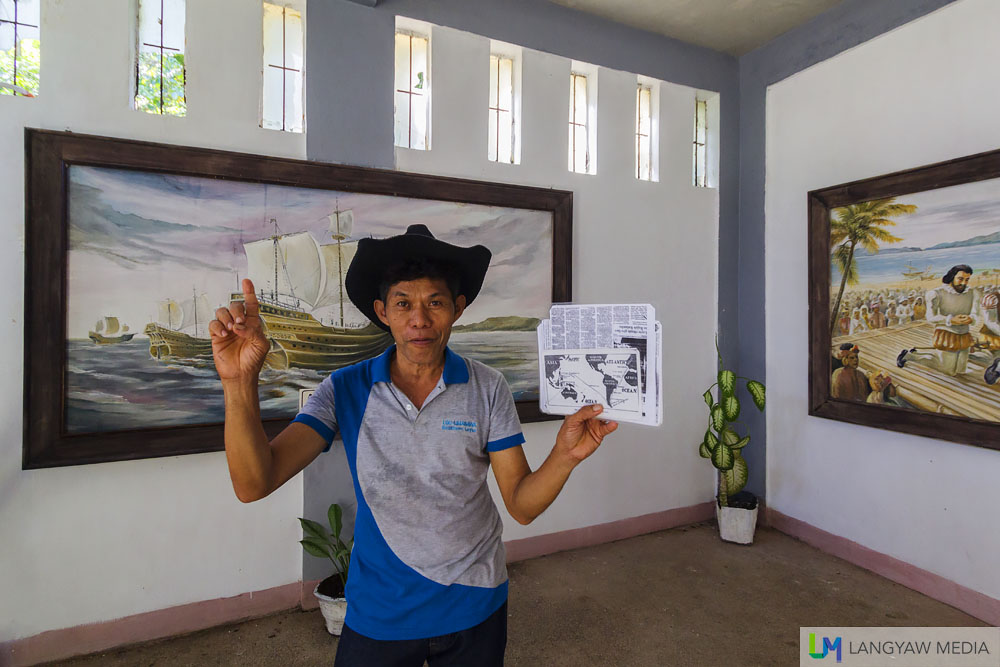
top-left (65, 164), bottom-right (551, 436)
top-left (65, 332), bottom-right (539, 434)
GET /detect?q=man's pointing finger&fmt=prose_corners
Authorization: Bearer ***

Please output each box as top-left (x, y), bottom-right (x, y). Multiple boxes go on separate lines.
top-left (242, 278), bottom-right (260, 316)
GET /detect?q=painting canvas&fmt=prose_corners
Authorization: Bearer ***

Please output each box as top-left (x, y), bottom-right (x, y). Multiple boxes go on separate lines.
top-left (24, 130), bottom-right (571, 468)
top-left (808, 148), bottom-right (1000, 450)
top-left (66, 166), bottom-right (551, 434)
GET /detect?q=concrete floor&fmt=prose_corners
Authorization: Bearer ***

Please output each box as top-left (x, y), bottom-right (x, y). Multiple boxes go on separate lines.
top-left (51, 522), bottom-right (987, 666)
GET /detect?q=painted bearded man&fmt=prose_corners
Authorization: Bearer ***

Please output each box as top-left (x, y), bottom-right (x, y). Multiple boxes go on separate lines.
top-left (897, 264), bottom-right (978, 377)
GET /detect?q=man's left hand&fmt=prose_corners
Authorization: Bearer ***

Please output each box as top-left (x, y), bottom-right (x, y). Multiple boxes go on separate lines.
top-left (554, 404), bottom-right (619, 464)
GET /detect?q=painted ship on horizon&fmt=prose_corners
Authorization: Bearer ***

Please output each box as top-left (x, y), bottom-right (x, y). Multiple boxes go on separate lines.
top-left (232, 208), bottom-right (392, 371)
top-left (902, 263), bottom-right (937, 281)
top-left (88, 316), bottom-right (135, 345)
top-left (144, 290), bottom-right (213, 360)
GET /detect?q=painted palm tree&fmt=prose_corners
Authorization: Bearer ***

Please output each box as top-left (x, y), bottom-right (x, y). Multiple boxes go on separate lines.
top-left (830, 198), bottom-right (914, 335)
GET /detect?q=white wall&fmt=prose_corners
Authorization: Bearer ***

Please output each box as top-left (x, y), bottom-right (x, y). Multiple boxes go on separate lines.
top-left (765, 0), bottom-right (1000, 601)
top-left (2, 5), bottom-right (722, 643)
top-left (1, 0), bottom-right (308, 642)
top-left (397, 23), bottom-right (720, 542)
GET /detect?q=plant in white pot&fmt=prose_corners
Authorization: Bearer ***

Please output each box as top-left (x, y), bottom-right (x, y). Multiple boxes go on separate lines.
top-left (699, 341), bottom-right (766, 544)
top-left (299, 503), bottom-right (352, 635)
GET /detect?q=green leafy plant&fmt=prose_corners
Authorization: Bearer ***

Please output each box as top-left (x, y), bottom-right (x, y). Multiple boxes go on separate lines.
top-left (699, 340), bottom-right (766, 507)
top-left (135, 51), bottom-right (187, 116)
top-left (299, 503), bottom-right (352, 593)
top-left (1, 38), bottom-right (41, 96)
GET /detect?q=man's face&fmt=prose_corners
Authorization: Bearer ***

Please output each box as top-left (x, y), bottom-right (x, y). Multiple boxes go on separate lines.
top-left (843, 351), bottom-right (859, 368)
top-left (373, 277), bottom-right (467, 368)
top-left (953, 271), bottom-right (972, 293)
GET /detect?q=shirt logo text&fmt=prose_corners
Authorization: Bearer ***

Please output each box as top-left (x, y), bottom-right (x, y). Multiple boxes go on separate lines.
top-left (442, 419), bottom-right (477, 433)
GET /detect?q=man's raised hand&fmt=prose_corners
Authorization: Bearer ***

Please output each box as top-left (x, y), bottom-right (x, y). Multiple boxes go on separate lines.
top-left (209, 278), bottom-right (270, 382)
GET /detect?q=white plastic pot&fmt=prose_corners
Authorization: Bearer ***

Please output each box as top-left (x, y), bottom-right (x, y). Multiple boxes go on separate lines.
top-left (716, 503), bottom-right (758, 544)
top-left (314, 585), bottom-right (347, 636)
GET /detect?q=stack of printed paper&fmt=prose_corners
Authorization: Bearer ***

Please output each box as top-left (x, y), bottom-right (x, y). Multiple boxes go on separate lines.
top-left (536, 304), bottom-right (662, 426)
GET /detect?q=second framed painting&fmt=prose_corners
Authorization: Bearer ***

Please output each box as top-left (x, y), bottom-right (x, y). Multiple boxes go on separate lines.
top-left (809, 147), bottom-right (1000, 451)
top-left (24, 129), bottom-right (571, 468)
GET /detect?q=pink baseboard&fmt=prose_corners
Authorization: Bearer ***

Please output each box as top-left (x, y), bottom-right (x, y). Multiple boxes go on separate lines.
top-left (504, 502), bottom-right (716, 563)
top-left (767, 508), bottom-right (1000, 626)
top-left (26, 502), bottom-right (989, 666)
top-left (0, 582), bottom-right (301, 667)
top-left (301, 579), bottom-right (322, 610)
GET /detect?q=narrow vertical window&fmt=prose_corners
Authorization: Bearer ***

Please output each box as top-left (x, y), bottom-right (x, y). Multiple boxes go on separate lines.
top-left (568, 73), bottom-right (589, 174)
top-left (135, 0), bottom-right (186, 116)
top-left (488, 54), bottom-right (515, 164)
top-left (636, 85), bottom-right (652, 181)
top-left (262, 3), bottom-right (304, 133)
top-left (394, 30), bottom-right (429, 150)
top-left (693, 98), bottom-right (708, 187)
top-left (0, 0), bottom-right (40, 97)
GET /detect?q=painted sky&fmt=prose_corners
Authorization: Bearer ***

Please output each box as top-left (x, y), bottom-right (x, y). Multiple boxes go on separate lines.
top-left (854, 177), bottom-right (1000, 249)
top-left (66, 166), bottom-right (553, 338)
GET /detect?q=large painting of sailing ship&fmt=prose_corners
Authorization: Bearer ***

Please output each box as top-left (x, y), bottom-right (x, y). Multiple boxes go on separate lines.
top-left (808, 148), bottom-right (1000, 451)
top-left (24, 130), bottom-right (570, 467)
top-left (65, 166), bottom-right (552, 435)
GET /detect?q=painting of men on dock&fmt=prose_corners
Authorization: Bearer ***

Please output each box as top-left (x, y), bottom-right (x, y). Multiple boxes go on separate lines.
top-left (829, 177), bottom-right (1000, 422)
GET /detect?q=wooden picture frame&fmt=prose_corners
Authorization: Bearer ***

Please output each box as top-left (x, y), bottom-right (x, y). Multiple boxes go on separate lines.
top-left (24, 129), bottom-right (571, 468)
top-left (808, 147), bottom-right (1000, 451)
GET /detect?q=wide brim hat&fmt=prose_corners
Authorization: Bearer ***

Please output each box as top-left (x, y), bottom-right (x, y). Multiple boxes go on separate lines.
top-left (345, 224), bottom-right (492, 331)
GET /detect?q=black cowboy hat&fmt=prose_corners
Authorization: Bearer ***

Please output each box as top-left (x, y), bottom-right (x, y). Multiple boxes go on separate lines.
top-left (345, 224), bottom-right (492, 331)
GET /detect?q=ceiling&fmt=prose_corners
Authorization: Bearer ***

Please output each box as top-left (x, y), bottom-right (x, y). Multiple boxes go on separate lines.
top-left (546, 0), bottom-right (846, 56)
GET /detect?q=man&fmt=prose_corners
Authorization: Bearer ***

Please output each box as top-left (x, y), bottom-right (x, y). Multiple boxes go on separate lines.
top-left (210, 224), bottom-right (617, 666)
top-left (849, 307), bottom-right (866, 335)
top-left (897, 264), bottom-right (978, 376)
top-left (865, 370), bottom-right (898, 405)
top-left (831, 344), bottom-right (868, 402)
top-left (869, 302), bottom-right (886, 329)
top-left (836, 306), bottom-right (851, 337)
top-left (896, 298), bottom-right (912, 325)
top-left (976, 286), bottom-right (1000, 384)
top-left (885, 299), bottom-right (898, 327)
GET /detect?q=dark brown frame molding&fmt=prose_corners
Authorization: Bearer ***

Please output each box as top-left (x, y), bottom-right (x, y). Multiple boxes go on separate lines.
top-left (24, 129), bottom-right (571, 468)
top-left (808, 147), bottom-right (1000, 451)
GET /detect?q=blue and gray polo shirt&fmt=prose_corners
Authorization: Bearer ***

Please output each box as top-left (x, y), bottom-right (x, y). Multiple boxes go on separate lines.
top-left (293, 345), bottom-right (525, 640)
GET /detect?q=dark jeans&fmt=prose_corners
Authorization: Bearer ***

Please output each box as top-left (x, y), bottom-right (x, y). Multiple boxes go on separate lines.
top-left (333, 601), bottom-right (508, 667)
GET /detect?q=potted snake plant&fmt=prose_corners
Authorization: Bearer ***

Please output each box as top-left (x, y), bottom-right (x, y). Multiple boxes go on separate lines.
top-left (299, 503), bottom-right (352, 635)
top-left (699, 341), bottom-right (766, 544)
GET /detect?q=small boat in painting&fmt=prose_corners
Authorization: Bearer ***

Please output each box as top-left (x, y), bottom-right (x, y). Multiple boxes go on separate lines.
top-left (88, 316), bottom-right (135, 345)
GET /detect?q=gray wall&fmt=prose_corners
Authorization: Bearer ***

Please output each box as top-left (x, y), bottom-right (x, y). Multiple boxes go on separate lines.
top-left (732, 0), bottom-right (958, 501)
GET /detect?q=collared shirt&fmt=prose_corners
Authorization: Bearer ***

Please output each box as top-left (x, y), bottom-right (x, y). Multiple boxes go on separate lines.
top-left (293, 345), bottom-right (525, 640)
